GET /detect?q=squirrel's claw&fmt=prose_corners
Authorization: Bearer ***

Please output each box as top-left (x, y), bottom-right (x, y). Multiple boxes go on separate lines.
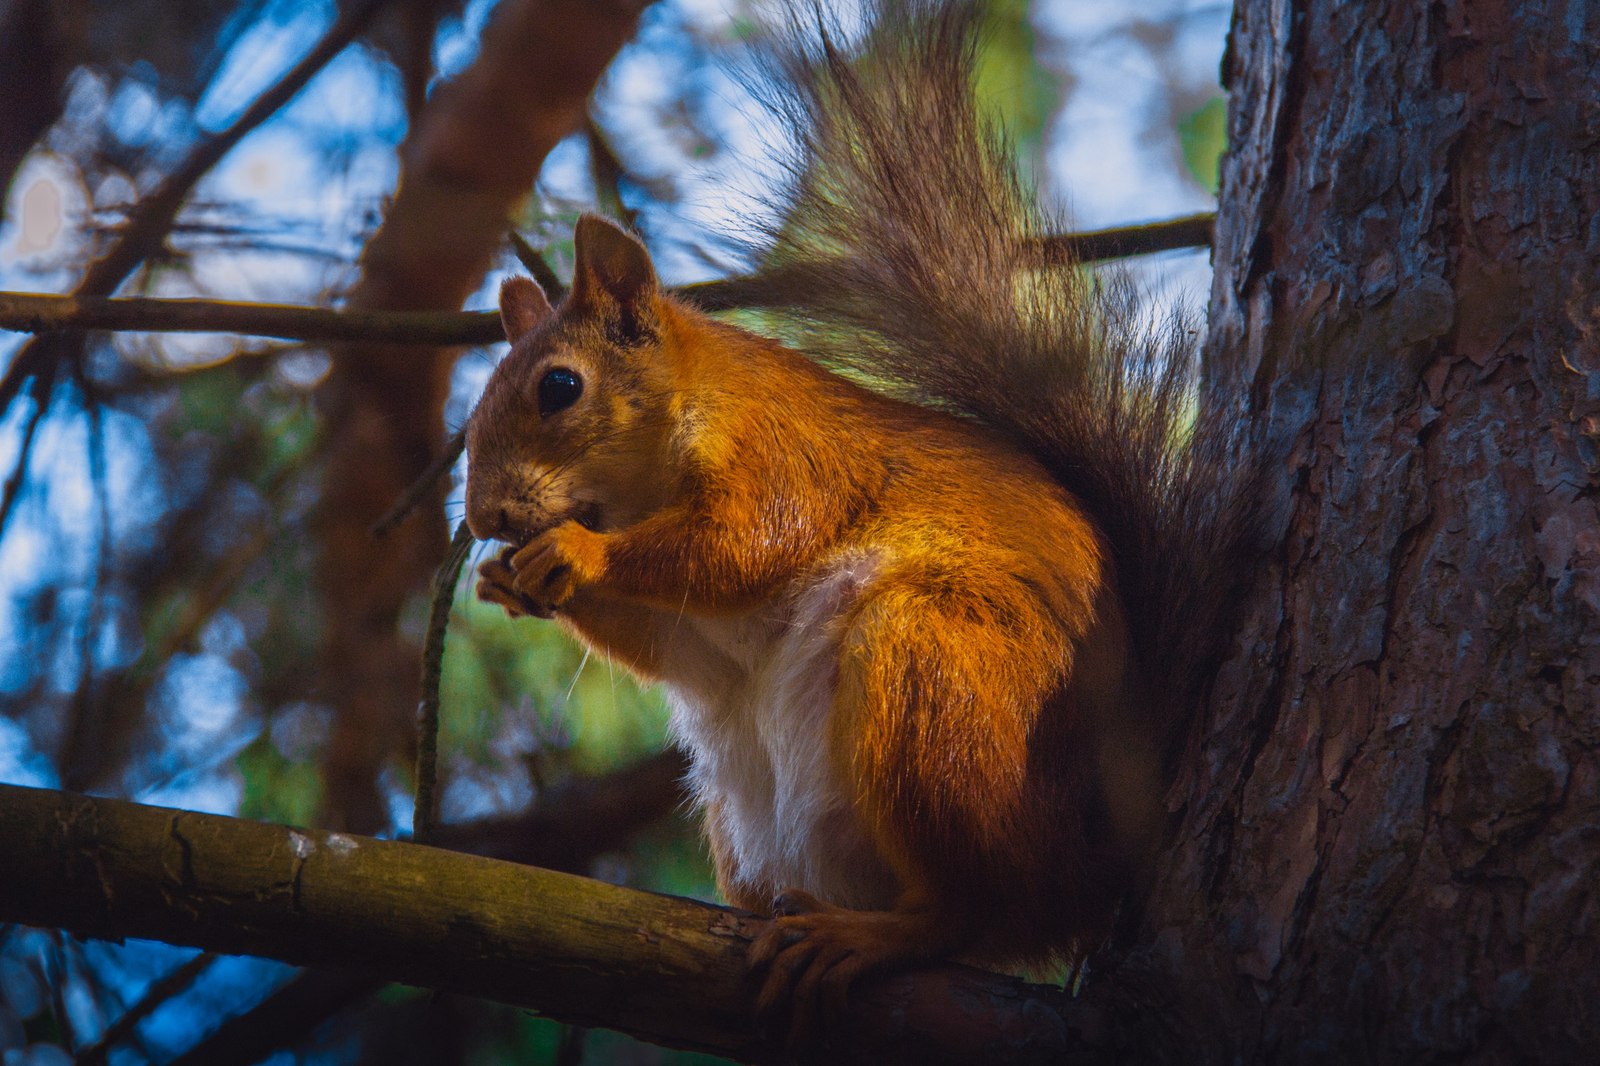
top-left (475, 552), bottom-right (549, 619)
top-left (507, 521), bottom-right (608, 613)
top-left (748, 890), bottom-right (922, 1052)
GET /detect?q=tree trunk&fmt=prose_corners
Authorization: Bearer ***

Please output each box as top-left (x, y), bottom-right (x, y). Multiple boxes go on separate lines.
top-left (315, 0), bottom-right (645, 831)
top-left (1120, 0), bottom-right (1600, 1060)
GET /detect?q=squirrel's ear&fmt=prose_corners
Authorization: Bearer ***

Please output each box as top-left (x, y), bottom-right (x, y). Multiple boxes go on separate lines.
top-left (500, 276), bottom-right (554, 342)
top-left (569, 214), bottom-right (659, 341)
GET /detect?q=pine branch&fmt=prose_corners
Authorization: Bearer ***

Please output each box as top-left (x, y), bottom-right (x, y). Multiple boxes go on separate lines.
top-left (159, 749), bottom-right (693, 1066)
top-left (0, 783), bottom-right (1107, 1065)
top-left (677, 213), bottom-right (1218, 311)
top-left (1036, 212), bottom-right (1216, 264)
top-left (0, 291), bottom-right (504, 346)
top-left (0, 213), bottom-right (1217, 345)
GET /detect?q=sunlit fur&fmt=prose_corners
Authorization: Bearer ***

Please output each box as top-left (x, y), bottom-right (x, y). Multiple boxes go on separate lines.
top-left (467, 0), bottom-right (1260, 1000)
top-left (467, 217), bottom-right (1141, 972)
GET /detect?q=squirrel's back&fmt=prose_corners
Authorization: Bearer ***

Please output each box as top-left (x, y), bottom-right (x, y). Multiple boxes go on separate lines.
top-left (649, 303), bottom-right (1134, 955)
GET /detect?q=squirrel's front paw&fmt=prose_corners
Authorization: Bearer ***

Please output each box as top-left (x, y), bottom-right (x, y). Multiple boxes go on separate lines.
top-left (476, 546), bottom-right (549, 619)
top-left (508, 521), bottom-right (608, 613)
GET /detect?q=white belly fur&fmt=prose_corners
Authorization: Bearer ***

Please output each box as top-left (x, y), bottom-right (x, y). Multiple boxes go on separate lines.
top-left (662, 548), bottom-right (899, 910)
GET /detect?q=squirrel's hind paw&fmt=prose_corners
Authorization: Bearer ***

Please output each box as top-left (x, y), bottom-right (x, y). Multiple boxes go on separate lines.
top-left (748, 891), bottom-right (935, 1051)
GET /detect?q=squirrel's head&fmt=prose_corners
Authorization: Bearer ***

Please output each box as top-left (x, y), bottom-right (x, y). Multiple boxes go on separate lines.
top-left (465, 215), bottom-right (682, 546)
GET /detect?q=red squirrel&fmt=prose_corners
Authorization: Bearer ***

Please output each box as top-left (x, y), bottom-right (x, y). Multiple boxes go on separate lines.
top-left (464, 0), bottom-right (1256, 1031)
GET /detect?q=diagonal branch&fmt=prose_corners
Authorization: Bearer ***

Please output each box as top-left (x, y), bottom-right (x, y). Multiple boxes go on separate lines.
top-left (0, 783), bottom-right (1108, 1065)
top-left (312, 0), bottom-right (652, 834)
top-left (0, 0), bottom-right (389, 412)
top-left (73, 0), bottom-right (390, 297)
top-left (75, 953), bottom-right (219, 1066)
top-left (1035, 212), bottom-right (1215, 264)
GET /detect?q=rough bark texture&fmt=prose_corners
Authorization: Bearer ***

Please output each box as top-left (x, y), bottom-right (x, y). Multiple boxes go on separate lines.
top-left (0, 784), bottom-right (1103, 1066)
top-left (316, 0), bottom-right (645, 831)
top-left (1117, 1), bottom-right (1600, 1061)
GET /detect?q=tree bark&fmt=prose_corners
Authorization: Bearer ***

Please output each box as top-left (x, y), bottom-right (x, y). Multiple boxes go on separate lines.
top-left (140, 749), bottom-right (690, 1066)
top-left (1115, 0), bottom-right (1600, 1061)
top-left (0, 784), bottom-right (1102, 1066)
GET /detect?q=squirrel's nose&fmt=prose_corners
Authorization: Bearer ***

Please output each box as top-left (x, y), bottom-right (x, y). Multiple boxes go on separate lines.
top-left (463, 480), bottom-right (508, 543)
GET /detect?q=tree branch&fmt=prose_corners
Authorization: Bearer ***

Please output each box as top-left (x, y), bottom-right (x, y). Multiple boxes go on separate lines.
top-left (0, 211), bottom-right (1218, 345)
top-left (1036, 212), bottom-right (1216, 264)
top-left (427, 748), bottom-right (690, 868)
top-left (0, 0), bottom-right (390, 411)
top-left (651, 213), bottom-right (1218, 310)
top-left (412, 520), bottom-right (474, 843)
top-left (0, 291), bottom-right (504, 346)
top-left (0, 784), bottom-right (1106, 1065)
top-left (157, 748), bottom-right (694, 1066)
top-left (75, 953), bottom-right (219, 1066)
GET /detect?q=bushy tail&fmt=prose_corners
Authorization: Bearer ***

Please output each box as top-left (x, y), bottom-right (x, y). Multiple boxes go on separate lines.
top-left (741, 0), bottom-right (1262, 753)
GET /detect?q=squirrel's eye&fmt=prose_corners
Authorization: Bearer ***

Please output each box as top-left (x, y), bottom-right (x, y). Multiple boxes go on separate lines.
top-left (537, 368), bottom-right (583, 417)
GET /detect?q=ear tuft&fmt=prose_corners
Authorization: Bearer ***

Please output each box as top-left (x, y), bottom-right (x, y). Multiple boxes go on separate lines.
top-left (500, 276), bottom-right (555, 342)
top-left (569, 215), bottom-right (659, 340)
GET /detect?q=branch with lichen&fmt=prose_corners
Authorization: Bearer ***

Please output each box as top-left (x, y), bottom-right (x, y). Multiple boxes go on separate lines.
top-left (0, 783), bottom-right (1108, 1065)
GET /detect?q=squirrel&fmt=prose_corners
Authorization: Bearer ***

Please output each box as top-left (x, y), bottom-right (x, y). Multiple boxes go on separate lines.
top-left (464, 0), bottom-right (1257, 1034)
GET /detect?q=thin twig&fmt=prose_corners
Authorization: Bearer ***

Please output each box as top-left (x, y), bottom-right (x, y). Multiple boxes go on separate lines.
top-left (76, 953), bottom-right (219, 1066)
top-left (680, 212), bottom-right (1218, 310)
top-left (0, 374), bottom-right (50, 541)
top-left (586, 118), bottom-right (636, 229)
top-left (371, 430), bottom-right (467, 537)
top-left (413, 520), bottom-right (475, 844)
top-left (507, 230), bottom-right (568, 302)
top-left (0, 0), bottom-right (391, 412)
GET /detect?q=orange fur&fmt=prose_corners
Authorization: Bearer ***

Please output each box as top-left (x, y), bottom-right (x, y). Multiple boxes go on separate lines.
top-left (466, 2), bottom-right (1259, 1035)
top-left (466, 216), bottom-right (1149, 1017)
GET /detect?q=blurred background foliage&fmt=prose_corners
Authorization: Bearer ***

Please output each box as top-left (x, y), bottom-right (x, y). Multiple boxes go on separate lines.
top-left (0, 0), bottom-right (1228, 1062)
